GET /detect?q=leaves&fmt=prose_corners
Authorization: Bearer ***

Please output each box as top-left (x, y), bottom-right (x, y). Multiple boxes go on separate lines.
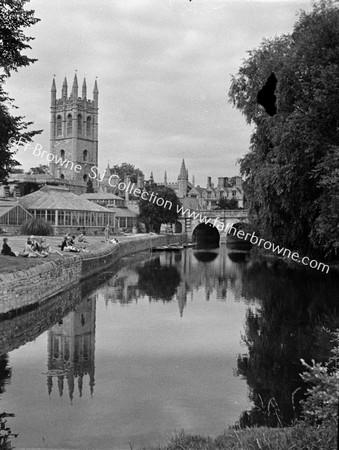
top-left (229, 0), bottom-right (339, 257)
top-left (0, 0), bottom-right (41, 182)
top-left (137, 186), bottom-right (181, 233)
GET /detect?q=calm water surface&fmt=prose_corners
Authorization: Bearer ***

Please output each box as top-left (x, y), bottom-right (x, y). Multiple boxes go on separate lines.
top-left (0, 246), bottom-right (337, 449)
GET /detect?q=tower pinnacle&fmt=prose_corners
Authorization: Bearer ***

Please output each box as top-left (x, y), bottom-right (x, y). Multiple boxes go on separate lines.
top-left (82, 78), bottom-right (87, 99)
top-left (72, 73), bottom-right (78, 99)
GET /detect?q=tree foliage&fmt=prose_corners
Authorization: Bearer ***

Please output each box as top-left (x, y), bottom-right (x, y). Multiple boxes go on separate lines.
top-left (215, 197), bottom-right (238, 210)
top-left (229, 0), bottom-right (339, 258)
top-left (28, 164), bottom-right (49, 174)
top-left (300, 330), bottom-right (339, 425)
top-left (86, 178), bottom-right (94, 193)
top-left (110, 162), bottom-right (144, 185)
top-left (138, 186), bottom-right (180, 233)
top-left (0, 0), bottom-right (41, 181)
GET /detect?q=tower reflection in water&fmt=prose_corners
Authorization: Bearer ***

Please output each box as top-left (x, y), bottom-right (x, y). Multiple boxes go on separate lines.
top-left (46, 296), bottom-right (96, 400)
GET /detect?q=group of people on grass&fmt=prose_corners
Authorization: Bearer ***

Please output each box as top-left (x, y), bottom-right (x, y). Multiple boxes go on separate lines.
top-left (1, 228), bottom-right (119, 258)
top-left (60, 233), bottom-right (88, 253)
top-left (1, 236), bottom-right (58, 258)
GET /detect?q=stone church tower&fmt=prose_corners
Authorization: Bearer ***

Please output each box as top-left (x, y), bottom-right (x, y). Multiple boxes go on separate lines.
top-left (49, 74), bottom-right (98, 186)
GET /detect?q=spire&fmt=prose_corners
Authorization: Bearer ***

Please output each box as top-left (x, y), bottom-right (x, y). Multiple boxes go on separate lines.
top-left (51, 77), bottom-right (56, 92)
top-left (72, 72), bottom-right (78, 99)
top-left (82, 78), bottom-right (87, 99)
top-left (62, 77), bottom-right (68, 98)
top-left (93, 78), bottom-right (98, 107)
top-left (51, 77), bottom-right (56, 106)
top-left (93, 79), bottom-right (98, 94)
top-left (150, 171), bottom-right (154, 182)
top-left (192, 174), bottom-right (195, 186)
top-left (164, 171), bottom-right (167, 186)
top-left (178, 159), bottom-right (188, 180)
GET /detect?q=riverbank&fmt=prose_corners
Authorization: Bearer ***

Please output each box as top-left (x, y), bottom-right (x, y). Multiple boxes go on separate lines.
top-left (0, 233), bottom-right (183, 316)
top-left (247, 246), bottom-right (339, 273)
top-left (146, 422), bottom-right (336, 450)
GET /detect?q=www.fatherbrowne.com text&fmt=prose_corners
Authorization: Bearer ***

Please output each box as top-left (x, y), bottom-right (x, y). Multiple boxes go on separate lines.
top-left (10, 138), bottom-right (330, 273)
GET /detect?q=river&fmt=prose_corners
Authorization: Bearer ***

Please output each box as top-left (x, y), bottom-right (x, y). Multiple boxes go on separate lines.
top-left (0, 246), bottom-right (337, 449)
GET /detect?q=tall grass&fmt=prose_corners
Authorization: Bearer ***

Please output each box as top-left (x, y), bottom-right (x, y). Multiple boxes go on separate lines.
top-left (20, 218), bottom-right (53, 236)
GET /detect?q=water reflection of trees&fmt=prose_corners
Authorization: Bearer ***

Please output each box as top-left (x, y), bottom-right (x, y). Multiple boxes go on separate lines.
top-left (137, 257), bottom-right (181, 302)
top-left (236, 260), bottom-right (339, 428)
top-left (0, 355), bottom-right (16, 449)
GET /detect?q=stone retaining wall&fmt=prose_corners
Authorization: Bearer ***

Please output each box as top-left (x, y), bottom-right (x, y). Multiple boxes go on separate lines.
top-left (0, 234), bottom-right (182, 316)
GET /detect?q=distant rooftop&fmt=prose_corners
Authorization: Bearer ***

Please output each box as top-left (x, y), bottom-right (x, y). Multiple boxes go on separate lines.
top-left (81, 193), bottom-right (123, 201)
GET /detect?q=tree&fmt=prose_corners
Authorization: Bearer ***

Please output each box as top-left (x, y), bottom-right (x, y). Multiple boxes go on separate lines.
top-left (27, 164), bottom-right (49, 174)
top-left (138, 186), bottom-right (181, 233)
top-left (110, 162), bottom-right (144, 185)
top-left (229, 0), bottom-right (339, 258)
top-left (86, 178), bottom-right (94, 193)
top-left (0, 0), bottom-right (41, 182)
top-left (215, 197), bottom-right (238, 210)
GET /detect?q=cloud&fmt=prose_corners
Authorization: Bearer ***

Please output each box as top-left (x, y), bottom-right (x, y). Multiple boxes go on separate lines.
top-left (5, 0), bottom-right (312, 185)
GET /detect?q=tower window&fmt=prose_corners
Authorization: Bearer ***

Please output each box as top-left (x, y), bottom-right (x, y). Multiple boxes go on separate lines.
top-left (60, 149), bottom-right (65, 159)
top-left (56, 115), bottom-right (62, 136)
top-left (83, 174), bottom-right (88, 182)
top-left (83, 150), bottom-right (88, 162)
top-left (86, 116), bottom-right (91, 137)
top-left (60, 174), bottom-right (65, 180)
top-left (78, 114), bottom-right (82, 136)
top-left (67, 114), bottom-right (72, 136)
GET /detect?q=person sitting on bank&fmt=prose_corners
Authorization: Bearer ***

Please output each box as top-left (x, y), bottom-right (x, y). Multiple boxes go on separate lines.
top-left (63, 235), bottom-right (81, 253)
top-left (1, 238), bottom-right (18, 257)
top-left (60, 234), bottom-right (70, 251)
top-left (21, 238), bottom-right (46, 257)
top-left (30, 235), bottom-right (41, 252)
top-left (39, 237), bottom-right (62, 256)
top-left (78, 233), bottom-right (88, 243)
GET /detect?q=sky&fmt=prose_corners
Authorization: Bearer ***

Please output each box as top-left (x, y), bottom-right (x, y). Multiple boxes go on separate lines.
top-left (5, 0), bottom-right (313, 187)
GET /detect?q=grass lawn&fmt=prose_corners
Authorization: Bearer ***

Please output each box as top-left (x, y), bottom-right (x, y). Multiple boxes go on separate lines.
top-left (0, 233), bottom-right (148, 275)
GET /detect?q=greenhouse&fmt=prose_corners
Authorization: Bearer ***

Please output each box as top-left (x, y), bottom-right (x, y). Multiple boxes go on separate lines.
top-left (0, 201), bottom-right (33, 232)
top-left (19, 186), bottom-right (115, 234)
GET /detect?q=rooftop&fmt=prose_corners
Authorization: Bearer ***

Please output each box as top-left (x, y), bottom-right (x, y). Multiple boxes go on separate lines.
top-left (19, 186), bottom-right (114, 213)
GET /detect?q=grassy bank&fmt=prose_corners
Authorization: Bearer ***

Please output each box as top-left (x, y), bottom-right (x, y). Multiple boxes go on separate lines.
top-left (147, 422), bottom-right (336, 450)
top-left (0, 233), bottom-right (150, 274)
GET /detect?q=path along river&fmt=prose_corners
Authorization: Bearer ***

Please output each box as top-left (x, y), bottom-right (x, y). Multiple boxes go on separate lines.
top-left (0, 246), bottom-right (338, 449)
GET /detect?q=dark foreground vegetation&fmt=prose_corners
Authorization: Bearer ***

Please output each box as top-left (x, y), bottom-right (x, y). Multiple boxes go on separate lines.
top-left (147, 422), bottom-right (336, 450)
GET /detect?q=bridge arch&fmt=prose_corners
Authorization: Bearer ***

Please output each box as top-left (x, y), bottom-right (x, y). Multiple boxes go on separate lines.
top-left (192, 223), bottom-right (220, 247)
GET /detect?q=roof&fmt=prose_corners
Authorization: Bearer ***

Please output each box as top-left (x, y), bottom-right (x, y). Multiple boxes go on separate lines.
top-left (19, 186), bottom-right (114, 213)
top-left (81, 193), bottom-right (123, 201)
top-left (0, 201), bottom-right (32, 219)
top-left (112, 207), bottom-right (137, 218)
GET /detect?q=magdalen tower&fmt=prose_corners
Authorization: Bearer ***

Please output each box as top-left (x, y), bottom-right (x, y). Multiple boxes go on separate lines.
top-left (50, 74), bottom-right (98, 189)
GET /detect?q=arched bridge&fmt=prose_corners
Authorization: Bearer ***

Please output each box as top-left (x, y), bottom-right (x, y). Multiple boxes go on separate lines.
top-left (177, 209), bottom-right (249, 244)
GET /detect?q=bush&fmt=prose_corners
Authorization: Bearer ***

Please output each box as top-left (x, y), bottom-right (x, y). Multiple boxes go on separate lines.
top-left (20, 218), bottom-right (54, 236)
top-left (300, 329), bottom-right (339, 425)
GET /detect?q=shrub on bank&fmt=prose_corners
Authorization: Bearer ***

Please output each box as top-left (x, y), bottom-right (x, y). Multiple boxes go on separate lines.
top-left (20, 218), bottom-right (53, 236)
top-left (149, 422), bottom-right (336, 450)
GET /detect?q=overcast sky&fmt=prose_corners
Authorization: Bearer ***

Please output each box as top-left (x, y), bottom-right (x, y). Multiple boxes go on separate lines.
top-left (6, 0), bottom-right (312, 186)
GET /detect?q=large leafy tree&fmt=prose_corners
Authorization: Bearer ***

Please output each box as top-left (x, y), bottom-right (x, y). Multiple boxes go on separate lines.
top-left (138, 185), bottom-right (180, 233)
top-left (0, 0), bottom-right (41, 181)
top-left (110, 162), bottom-right (144, 184)
top-left (229, 0), bottom-right (339, 258)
